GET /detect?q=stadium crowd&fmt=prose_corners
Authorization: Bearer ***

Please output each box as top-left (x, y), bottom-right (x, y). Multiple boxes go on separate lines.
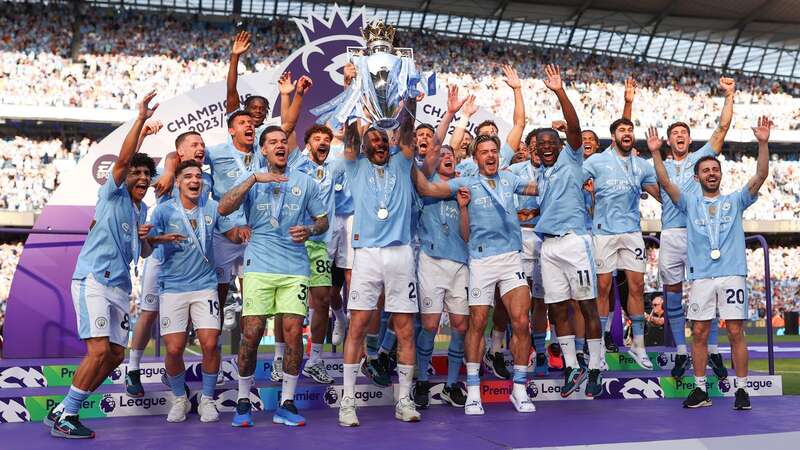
top-left (2, 3), bottom-right (800, 131)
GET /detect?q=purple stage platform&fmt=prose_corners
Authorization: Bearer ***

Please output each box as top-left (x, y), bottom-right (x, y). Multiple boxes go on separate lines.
top-left (6, 396), bottom-right (800, 450)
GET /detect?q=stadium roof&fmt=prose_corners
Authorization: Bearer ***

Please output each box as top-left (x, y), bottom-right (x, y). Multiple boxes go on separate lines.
top-left (65, 1), bottom-right (800, 79)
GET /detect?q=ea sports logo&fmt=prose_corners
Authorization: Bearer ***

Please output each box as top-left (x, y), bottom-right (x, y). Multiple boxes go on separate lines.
top-left (92, 154), bottom-right (118, 185)
top-left (526, 380), bottom-right (539, 398)
top-left (324, 386), bottom-right (339, 406)
top-left (100, 394), bottom-right (116, 413)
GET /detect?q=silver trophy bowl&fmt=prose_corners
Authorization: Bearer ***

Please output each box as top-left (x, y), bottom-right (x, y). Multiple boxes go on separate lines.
top-left (349, 46), bottom-right (415, 131)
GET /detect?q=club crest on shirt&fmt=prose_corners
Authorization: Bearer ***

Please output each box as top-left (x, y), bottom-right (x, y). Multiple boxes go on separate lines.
top-left (291, 186), bottom-right (302, 196)
top-left (500, 178), bottom-right (510, 187)
top-left (121, 222), bottom-right (130, 233)
top-left (205, 215), bottom-right (213, 225)
top-left (721, 202), bottom-right (731, 211)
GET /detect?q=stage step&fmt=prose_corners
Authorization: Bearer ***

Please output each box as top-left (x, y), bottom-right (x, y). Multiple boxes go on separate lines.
top-left (0, 370), bottom-right (783, 424)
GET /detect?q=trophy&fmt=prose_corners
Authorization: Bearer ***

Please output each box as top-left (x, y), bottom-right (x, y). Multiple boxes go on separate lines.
top-left (311, 19), bottom-right (420, 131)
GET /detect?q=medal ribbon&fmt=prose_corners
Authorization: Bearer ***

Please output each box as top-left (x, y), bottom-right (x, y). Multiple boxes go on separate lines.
top-left (701, 198), bottom-right (722, 252)
top-left (370, 163), bottom-right (392, 212)
top-left (611, 150), bottom-right (640, 194)
top-left (173, 200), bottom-right (209, 263)
top-left (480, 176), bottom-right (508, 214)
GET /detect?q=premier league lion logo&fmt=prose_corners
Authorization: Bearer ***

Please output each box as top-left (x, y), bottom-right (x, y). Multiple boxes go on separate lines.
top-left (100, 394), bottom-right (116, 413)
top-left (657, 353), bottom-right (669, 368)
top-left (324, 386), bottom-right (339, 406)
top-left (272, 6), bottom-right (366, 138)
top-left (526, 380), bottom-right (539, 399)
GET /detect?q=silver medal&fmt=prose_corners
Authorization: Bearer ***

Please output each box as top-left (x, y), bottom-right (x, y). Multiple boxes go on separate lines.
top-left (334, 183), bottom-right (343, 192)
top-left (270, 218), bottom-right (279, 228)
top-left (710, 249), bottom-right (721, 260)
top-left (442, 223), bottom-right (450, 235)
top-left (377, 208), bottom-right (389, 220)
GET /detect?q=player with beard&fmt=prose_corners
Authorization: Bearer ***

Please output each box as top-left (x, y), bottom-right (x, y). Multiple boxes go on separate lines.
top-left (583, 118), bottom-right (661, 370)
top-left (529, 66), bottom-right (604, 398)
top-left (648, 116), bottom-right (770, 411)
top-left (125, 130), bottom-right (227, 396)
top-left (47, 92), bottom-right (159, 439)
top-left (413, 145), bottom-right (471, 409)
top-left (658, 78), bottom-right (736, 380)
top-left (220, 126), bottom-right (328, 427)
top-left (413, 129), bottom-right (539, 415)
top-left (453, 65), bottom-right (525, 177)
top-left (148, 160), bottom-right (243, 423)
top-left (509, 132), bottom-right (549, 377)
top-left (338, 96), bottom-right (436, 427)
top-left (287, 124), bottom-right (341, 385)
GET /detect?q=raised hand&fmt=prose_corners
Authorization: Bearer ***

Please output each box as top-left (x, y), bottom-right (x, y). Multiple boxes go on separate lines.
top-left (254, 172), bottom-right (288, 183)
top-left (142, 119), bottom-right (163, 137)
top-left (232, 31), bottom-right (251, 56)
top-left (502, 64), bottom-right (521, 90)
top-left (138, 90), bottom-right (159, 120)
top-left (462, 95), bottom-right (478, 117)
top-left (278, 71), bottom-right (295, 96)
top-left (153, 174), bottom-right (173, 198)
top-left (719, 77), bottom-right (736, 97)
top-left (343, 62), bottom-right (356, 86)
top-left (751, 115), bottom-right (772, 143)
top-left (543, 64), bottom-right (563, 92)
top-left (551, 120), bottom-right (568, 133)
top-left (456, 187), bottom-right (471, 209)
top-left (296, 75), bottom-right (313, 96)
top-left (646, 126), bottom-right (663, 154)
top-left (447, 85), bottom-right (466, 114)
top-left (624, 78), bottom-right (636, 103)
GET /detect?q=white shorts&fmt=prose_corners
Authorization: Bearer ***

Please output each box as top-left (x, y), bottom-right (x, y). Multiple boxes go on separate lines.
top-left (468, 251), bottom-right (528, 307)
top-left (139, 256), bottom-right (161, 312)
top-left (417, 252), bottom-right (469, 316)
top-left (159, 289), bottom-right (221, 335)
top-left (688, 276), bottom-right (748, 321)
top-left (521, 228), bottom-right (545, 299)
top-left (329, 215), bottom-right (355, 269)
top-left (659, 228), bottom-right (688, 285)
top-left (593, 232), bottom-right (646, 274)
top-left (71, 274), bottom-right (131, 346)
top-left (213, 230), bottom-right (245, 284)
top-left (541, 233), bottom-right (597, 304)
top-left (349, 245), bottom-right (418, 313)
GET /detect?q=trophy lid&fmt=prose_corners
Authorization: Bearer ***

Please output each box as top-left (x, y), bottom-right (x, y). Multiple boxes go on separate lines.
top-left (362, 19), bottom-right (396, 52)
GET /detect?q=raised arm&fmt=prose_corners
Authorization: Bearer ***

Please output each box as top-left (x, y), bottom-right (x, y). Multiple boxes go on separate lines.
top-left (112, 91), bottom-right (158, 185)
top-left (543, 65), bottom-right (581, 150)
top-left (283, 75), bottom-right (313, 151)
top-left (435, 85), bottom-right (464, 148)
top-left (708, 77), bottom-right (735, 153)
top-left (342, 120), bottom-right (362, 161)
top-left (277, 71), bottom-right (294, 129)
top-left (398, 96), bottom-right (418, 160)
top-left (503, 65), bottom-right (525, 152)
top-left (448, 95), bottom-right (477, 150)
top-left (747, 115), bottom-right (771, 196)
top-left (623, 78), bottom-right (635, 121)
top-left (226, 31), bottom-right (251, 114)
top-left (152, 150), bottom-right (176, 197)
top-left (456, 187), bottom-right (471, 242)
top-left (647, 126), bottom-right (680, 204)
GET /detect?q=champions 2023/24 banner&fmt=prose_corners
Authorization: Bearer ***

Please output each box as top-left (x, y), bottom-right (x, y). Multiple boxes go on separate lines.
top-left (3, 5), bottom-right (509, 358)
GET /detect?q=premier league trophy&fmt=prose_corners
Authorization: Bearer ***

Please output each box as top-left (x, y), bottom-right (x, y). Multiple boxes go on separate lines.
top-left (311, 19), bottom-right (421, 130)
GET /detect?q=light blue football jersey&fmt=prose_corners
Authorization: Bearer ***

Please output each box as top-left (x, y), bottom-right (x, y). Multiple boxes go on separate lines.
top-left (661, 143), bottom-right (716, 229)
top-left (329, 144), bottom-right (354, 216)
top-left (679, 187), bottom-right (757, 280)
top-left (534, 143), bottom-right (589, 237)
top-left (345, 150), bottom-right (416, 248)
top-left (151, 198), bottom-right (220, 293)
top-left (583, 147), bottom-right (656, 235)
top-left (508, 160), bottom-right (541, 227)
top-left (419, 173), bottom-right (469, 265)
top-left (447, 171), bottom-right (527, 259)
top-left (239, 168), bottom-right (325, 276)
top-left (73, 177), bottom-right (148, 293)
top-left (291, 153), bottom-right (345, 243)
